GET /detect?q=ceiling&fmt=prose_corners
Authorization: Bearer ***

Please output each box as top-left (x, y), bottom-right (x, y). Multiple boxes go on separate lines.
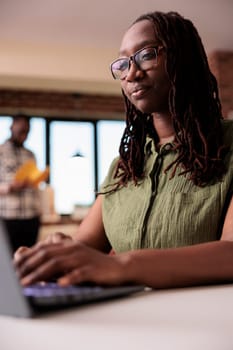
top-left (1, 0), bottom-right (233, 51)
top-left (0, 0), bottom-right (232, 95)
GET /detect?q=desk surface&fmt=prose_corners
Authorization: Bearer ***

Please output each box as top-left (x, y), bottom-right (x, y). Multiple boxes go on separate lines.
top-left (0, 284), bottom-right (233, 350)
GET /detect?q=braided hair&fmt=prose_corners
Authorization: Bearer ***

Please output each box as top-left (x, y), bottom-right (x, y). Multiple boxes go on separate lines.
top-left (109, 11), bottom-right (227, 191)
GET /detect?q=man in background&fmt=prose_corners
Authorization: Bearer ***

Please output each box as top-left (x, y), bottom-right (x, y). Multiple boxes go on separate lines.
top-left (0, 115), bottom-right (41, 252)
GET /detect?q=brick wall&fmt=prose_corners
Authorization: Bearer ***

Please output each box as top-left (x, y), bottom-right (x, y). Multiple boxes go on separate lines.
top-left (0, 89), bottom-right (125, 120)
top-left (208, 50), bottom-right (233, 118)
top-left (1, 51), bottom-right (233, 120)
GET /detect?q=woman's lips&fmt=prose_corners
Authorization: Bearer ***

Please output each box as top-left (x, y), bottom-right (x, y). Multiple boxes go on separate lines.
top-left (131, 87), bottom-right (150, 99)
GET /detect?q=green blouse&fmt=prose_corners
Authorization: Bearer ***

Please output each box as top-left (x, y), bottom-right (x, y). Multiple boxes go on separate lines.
top-left (101, 120), bottom-right (233, 253)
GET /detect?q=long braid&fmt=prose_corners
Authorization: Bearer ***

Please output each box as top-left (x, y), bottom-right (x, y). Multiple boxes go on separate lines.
top-left (104, 11), bottom-right (227, 193)
top-left (111, 92), bottom-right (154, 188)
top-left (154, 11), bottom-right (227, 186)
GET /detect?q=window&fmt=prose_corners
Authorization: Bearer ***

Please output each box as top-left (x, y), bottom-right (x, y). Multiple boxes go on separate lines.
top-left (49, 121), bottom-right (95, 214)
top-left (97, 120), bottom-right (125, 186)
top-left (25, 118), bottom-right (46, 169)
top-left (0, 116), bottom-right (125, 216)
top-left (0, 116), bottom-right (46, 169)
top-left (0, 117), bottom-right (11, 142)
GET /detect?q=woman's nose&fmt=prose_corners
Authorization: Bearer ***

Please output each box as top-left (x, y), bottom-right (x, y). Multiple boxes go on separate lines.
top-left (125, 60), bottom-right (144, 81)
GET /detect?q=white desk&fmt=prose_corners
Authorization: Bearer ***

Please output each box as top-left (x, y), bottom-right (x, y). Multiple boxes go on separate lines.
top-left (0, 284), bottom-right (233, 350)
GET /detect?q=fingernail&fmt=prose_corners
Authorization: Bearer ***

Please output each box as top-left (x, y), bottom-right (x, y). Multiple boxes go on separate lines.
top-left (58, 277), bottom-right (69, 286)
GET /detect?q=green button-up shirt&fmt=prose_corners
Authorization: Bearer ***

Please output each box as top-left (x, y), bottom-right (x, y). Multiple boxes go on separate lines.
top-left (101, 120), bottom-right (233, 253)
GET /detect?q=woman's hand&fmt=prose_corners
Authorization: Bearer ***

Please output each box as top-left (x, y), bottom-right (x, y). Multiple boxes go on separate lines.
top-left (14, 240), bottom-right (133, 287)
top-left (14, 246), bottom-right (31, 260)
top-left (14, 232), bottom-right (73, 261)
top-left (44, 231), bottom-right (73, 244)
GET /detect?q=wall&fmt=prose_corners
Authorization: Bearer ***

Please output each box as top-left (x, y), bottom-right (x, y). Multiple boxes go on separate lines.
top-left (0, 50), bottom-right (233, 120)
top-left (0, 41), bottom-right (120, 96)
top-left (209, 51), bottom-right (233, 118)
top-left (0, 89), bottom-right (125, 120)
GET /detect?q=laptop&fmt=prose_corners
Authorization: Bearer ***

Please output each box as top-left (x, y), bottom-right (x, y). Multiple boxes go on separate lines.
top-left (0, 220), bottom-right (145, 318)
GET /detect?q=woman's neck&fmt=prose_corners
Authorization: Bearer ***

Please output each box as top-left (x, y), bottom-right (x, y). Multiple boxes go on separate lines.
top-left (152, 113), bottom-right (175, 145)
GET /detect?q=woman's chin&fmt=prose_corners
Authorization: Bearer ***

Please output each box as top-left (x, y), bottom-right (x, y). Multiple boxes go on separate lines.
top-left (133, 100), bottom-right (169, 116)
top-left (134, 103), bottom-right (154, 115)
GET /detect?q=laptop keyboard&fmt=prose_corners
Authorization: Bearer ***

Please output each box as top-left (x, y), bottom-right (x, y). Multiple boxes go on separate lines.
top-left (23, 283), bottom-right (108, 305)
top-left (23, 282), bottom-right (144, 307)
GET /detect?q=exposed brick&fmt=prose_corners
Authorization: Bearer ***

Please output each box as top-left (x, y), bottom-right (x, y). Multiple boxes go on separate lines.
top-left (0, 89), bottom-right (125, 120)
top-left (208, 50), bottom-right (233, 118)
top-left (1, 53), bottom-right (233, 121)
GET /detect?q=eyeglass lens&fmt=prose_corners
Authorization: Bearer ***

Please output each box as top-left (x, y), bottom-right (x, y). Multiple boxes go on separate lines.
top-left (111, 47), bottom-right (158, 80)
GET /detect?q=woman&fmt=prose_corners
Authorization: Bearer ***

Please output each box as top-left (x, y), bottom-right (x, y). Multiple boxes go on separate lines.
top-left (15, 11), bottom-right (233, 289)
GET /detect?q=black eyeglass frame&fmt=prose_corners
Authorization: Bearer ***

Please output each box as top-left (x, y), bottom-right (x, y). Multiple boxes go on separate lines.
top-left (110, 46), bottom-right (164, 80)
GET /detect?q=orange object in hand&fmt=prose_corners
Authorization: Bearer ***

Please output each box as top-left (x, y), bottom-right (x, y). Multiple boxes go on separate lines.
top-left (14, 160), bottom-right (49, 187)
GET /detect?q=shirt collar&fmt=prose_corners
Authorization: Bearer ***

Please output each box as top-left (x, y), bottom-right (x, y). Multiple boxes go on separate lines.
top-left (144, 136), bottom-right (176, 155)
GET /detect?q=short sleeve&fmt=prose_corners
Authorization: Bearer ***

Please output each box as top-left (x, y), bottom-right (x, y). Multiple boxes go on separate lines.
top-left (99, 157), bottom-right (119, 192)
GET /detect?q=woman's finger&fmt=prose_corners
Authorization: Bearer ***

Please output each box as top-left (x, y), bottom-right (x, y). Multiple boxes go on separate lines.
top-left (16, 241), bottom-right (84, 282)
top-left (14, 246), bottom-right (31, 262)
top-left (44, 231), bottom-right (73, 243)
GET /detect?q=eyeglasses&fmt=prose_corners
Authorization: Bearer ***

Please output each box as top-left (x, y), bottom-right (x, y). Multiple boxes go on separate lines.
top-left (110, 46), bottom-right (163, 80)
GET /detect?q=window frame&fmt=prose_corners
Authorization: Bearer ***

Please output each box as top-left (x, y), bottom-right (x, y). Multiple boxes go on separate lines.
top-left (0, 115), bottom-right (125, 215)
